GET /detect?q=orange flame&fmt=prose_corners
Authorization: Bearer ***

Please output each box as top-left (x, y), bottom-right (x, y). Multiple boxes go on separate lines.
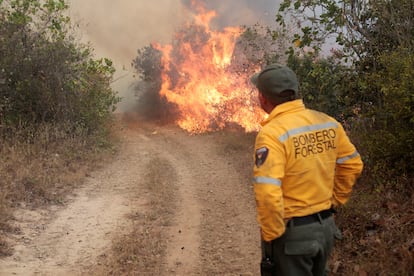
top-left (154, 2), bottom-right (265, 133)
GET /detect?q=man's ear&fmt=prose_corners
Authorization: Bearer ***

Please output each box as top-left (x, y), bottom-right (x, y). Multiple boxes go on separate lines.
top-left (258, 91), bottom-right (266, 102)
top-left (258, 92), bottom-right (275, 114)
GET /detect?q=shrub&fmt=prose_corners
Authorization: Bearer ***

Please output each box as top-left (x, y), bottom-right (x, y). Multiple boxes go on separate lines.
top-left (287, 54), bottom-right (349, 119)
top-left (0, 0), bottom-right (120, 138)
top-left (353, 48), bottom-right (414, 181)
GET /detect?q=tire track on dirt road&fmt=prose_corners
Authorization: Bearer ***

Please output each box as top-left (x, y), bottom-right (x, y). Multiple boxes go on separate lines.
top-left (140, 125), bottom-right (203, 275)
top-left (153, 126), bottom-right (261, 275)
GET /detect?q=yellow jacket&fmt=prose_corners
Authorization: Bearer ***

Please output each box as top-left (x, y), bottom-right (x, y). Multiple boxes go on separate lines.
top-left (253, 99), bottom-right (363, 241)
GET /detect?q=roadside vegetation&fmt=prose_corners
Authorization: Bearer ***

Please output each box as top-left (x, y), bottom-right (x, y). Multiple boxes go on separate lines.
top-left (0, 0), bottom-right (120, 256)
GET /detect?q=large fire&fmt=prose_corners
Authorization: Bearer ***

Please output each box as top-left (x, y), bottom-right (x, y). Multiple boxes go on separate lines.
top-left (153, 2), bottom-right (265, 133)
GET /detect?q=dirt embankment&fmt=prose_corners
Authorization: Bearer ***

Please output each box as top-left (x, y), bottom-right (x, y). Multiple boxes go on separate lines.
top-left (0, 116), bottom-right (260, 275)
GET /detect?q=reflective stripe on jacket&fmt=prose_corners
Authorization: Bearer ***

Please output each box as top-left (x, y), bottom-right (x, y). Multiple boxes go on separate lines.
top-left (253, 99), bottom-right (363, 241)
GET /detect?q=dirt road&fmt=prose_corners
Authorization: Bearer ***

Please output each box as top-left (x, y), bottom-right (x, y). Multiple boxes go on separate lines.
top-left (0, 117), bottom-right (260, 275)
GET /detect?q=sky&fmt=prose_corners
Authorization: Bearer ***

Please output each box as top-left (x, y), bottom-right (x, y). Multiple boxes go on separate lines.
top-left (67, 0), bottom-right (281, 111)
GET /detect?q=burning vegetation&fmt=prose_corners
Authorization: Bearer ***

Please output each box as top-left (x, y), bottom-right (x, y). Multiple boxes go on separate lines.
top-left (132, 1), bottom-right (273, 133)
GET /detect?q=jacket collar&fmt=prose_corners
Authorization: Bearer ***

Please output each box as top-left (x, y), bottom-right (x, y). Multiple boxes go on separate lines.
top-left (261, 99), bottom-right (305, 126)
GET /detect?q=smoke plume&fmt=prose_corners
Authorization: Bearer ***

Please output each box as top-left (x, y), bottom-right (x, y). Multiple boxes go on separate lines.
top-left (67, 0), bottom-right (281, 113)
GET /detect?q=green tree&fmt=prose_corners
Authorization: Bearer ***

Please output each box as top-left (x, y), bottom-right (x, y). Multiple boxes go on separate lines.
top-left (0, 0), bottom-right (120, 137)
top-left (277, 0), bottom-right (414, 60)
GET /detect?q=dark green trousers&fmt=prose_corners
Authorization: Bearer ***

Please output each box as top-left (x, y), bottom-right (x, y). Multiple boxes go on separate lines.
top-left (262, 216), bottom-right (336, 276)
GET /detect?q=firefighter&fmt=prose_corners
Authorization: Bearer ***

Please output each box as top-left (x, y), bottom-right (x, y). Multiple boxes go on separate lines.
top-left (250, 64), bottom-right (363, 276)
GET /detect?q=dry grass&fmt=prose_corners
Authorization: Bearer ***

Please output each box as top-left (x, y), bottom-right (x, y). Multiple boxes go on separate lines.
top-left (93, 155), bottom-right (177, 275)
top-left (0, 123), bottom-right (118, 257)
top-left (331, 177), bottom-right (414, 276)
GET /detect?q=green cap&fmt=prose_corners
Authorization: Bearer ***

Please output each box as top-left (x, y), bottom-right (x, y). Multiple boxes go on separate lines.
top-left (250, 64), bottom-right (299, 98)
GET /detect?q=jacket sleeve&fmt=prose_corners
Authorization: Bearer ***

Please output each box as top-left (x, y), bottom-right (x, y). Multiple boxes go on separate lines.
top-left (253, 129), bottom-right (286, 242)
top-left (333, 124), bottom-right (364, 206)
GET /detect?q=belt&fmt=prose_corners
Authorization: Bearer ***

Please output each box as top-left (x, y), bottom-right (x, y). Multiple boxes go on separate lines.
top-left (287, 209), bottom-right (333, 227)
